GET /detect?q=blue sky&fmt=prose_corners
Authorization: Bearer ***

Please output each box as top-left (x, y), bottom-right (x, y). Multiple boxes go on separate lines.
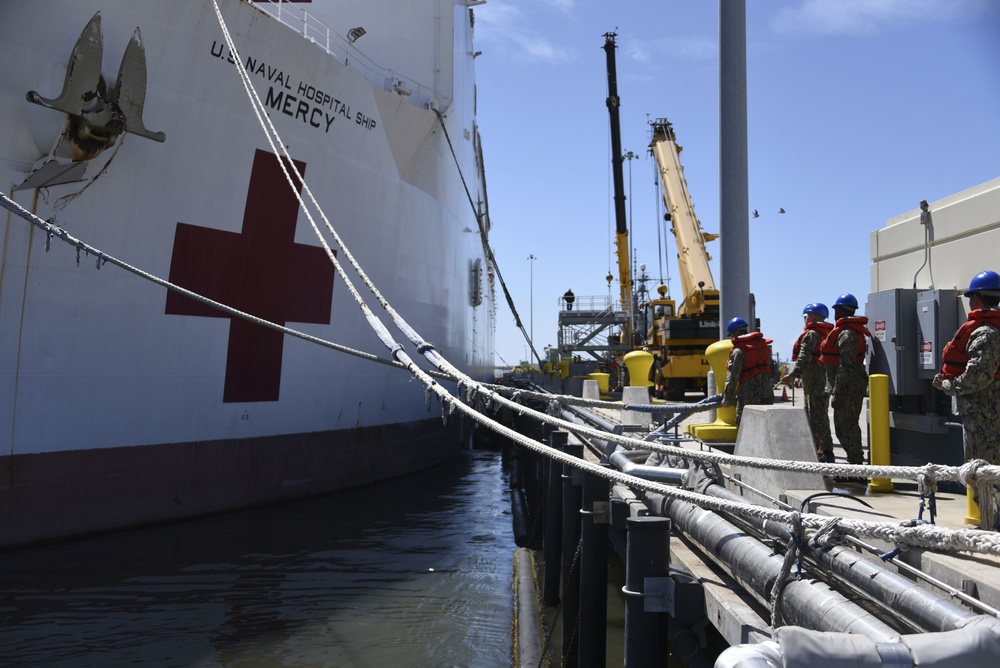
top-left (473, 0), bottom-right (1000, 368)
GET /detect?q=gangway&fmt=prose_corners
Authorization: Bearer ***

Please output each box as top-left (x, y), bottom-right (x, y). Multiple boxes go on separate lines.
top-left (557, 294), bottom-right (630, 360)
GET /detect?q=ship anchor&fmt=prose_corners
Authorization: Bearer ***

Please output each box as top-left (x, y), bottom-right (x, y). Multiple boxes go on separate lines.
top-left (26, 12), bottom-right (165, 153)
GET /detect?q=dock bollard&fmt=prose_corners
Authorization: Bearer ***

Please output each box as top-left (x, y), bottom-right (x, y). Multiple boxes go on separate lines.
top-left (587, 372), bottom-right (610, 396)
top-left (622, 349), bottom-right (653, 389)
top-left (965, 485), bottom-right (981, 526)
top-left (868, 374), bottom-right (894, 493)
top-left (688, 339), bottom-right (738, 441)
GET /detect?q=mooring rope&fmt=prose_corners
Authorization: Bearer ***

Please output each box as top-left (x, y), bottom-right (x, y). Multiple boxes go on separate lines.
top-left (218, 2), bottom-right (988, 497)
top-left (5, 2), bottom-right (998, 566)
top-left (0, 192), bottom-right (452, 380)
top-left (484, 378), bottom-right (1000, 488)
top-left (8, 182), bottom-right (1000, 558)
top-left (211, 5), bottom-right (1000, 521)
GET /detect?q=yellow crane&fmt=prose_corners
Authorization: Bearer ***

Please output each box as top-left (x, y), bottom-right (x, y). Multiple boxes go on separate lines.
top-left (643, 118), bottom-right (721, 399)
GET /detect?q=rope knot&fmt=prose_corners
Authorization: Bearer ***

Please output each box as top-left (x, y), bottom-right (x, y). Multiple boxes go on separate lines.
top-left (916, 470), bottom-right (939, 497)
top-left (416, 342), bottom-right (436, 354)
top-left (808, 516), bottom-right (843, 549)
top-left (959, 459), bottom-right (989, 487)
top-left (770, 511), bottom-right (805, 629)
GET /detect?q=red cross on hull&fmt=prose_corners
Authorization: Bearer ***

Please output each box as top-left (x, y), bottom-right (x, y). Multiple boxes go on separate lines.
top-left (166, 149), bottom-right (335, 402)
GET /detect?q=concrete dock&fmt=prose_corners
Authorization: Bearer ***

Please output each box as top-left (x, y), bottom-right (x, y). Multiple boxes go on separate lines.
top-left (581, 385), bottom-right (1000, 649)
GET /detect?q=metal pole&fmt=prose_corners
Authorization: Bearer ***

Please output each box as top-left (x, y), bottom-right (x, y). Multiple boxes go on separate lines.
top-left (868, 374), bottom-right (894, 492)
top-left (527, 254), bottom-right (536, 353)
top-left (561, 442), bottom-right (584, 666)
top-left (543, 431), bottom-right (567, 605)
top-left (719, 0), bottom-right (751, 333)
top-left (579, 465), bottom-right (610, 667)
top-left (624, 516), bottom-right (671, 666)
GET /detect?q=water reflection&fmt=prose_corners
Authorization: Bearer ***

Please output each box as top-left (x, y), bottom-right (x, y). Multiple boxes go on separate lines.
top-left (0, 449), bottom-right (515, 667)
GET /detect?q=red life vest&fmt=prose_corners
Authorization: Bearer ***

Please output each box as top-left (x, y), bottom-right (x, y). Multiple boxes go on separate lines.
top-left (819, 316), bottom-right (871, 367)
top-left (731, 331), bottom-right (773, 381)
top-left (940, 308), bottom-right (1000, 379)
top-left (792, 321), bottom-right (834, 363)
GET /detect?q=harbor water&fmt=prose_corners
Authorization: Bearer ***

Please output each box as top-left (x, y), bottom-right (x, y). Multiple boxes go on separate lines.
top-left (0, 448), bottom-right (515, 667)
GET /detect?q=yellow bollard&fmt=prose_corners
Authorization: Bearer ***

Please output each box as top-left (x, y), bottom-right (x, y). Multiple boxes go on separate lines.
top-left (868, 374), bottom-right (894, 492)
top-left (587, 372), bottom-right (610, 395)
top-left (623, 350), bottom-right (654, 388)
top-left (688, 339), bottom-right (738, 442)
top-left (965, 485), bottom-right (981, 525)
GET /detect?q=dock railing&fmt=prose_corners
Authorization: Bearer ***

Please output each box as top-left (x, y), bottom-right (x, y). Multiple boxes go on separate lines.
top-left (254, 0), bottom-right (438, 108)
top-left (558, 295), bottom-right (630, 356)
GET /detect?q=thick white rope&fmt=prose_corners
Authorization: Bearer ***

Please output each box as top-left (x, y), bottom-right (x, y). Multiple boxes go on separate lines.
top-left (11, 180), bottom-right (1000, 557)
top-left (199, 3), bottom-right (1000, 557)
top-left (475, 396), bottom-right (1000, 556)
top-left (209, 2), bottom-right (420, 367)
top-left (7, 3), bottom-right (997, 560)
top-left (7, 187), bottom-right (1000, 557)
top-left (0, 193), bottom-right (450, 378)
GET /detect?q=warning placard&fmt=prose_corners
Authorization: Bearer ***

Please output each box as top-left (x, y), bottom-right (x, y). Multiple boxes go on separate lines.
top-left (920, 340), bottom-right (934, 366)
top-left (874, 320), bottom-right (886, 341)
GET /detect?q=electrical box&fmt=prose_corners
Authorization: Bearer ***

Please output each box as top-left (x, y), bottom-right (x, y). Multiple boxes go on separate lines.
top-left (915, 289), bottom-right (959, 379)
top-left (866, 289), bottom-right (922, 396)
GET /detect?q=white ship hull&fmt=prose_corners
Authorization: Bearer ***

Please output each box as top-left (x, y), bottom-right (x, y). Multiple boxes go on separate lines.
top-left (0, 0), bottom-right (495, 547)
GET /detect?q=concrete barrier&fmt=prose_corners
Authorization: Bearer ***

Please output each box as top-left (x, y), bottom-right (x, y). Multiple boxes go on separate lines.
top-left (731, 406), bottom-right (824, 504)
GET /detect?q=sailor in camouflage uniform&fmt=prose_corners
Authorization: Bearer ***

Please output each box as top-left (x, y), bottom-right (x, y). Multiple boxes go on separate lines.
top-left (819, 294), bottom-right (872, 466)
top-left (721, 317), bottom-right (774, 425)
top-left (933, 270), bottom-right (1000, 530)
top-left (783, 303), bottom-right (835, 462)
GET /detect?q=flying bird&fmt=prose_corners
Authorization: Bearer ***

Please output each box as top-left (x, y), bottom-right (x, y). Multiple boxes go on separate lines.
top-left (778, 208), bottom-right (786, 214)
top-left (752, 209), bottom-right (759, 218)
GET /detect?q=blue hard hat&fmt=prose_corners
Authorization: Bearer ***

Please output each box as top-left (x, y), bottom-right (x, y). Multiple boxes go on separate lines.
top-left (803, 302), bottom-right (829, 319)
top-left (726, 317), bottom-right (749, 337)
top-left (964, 270), bottom-right (1000, 297)
top-left (833, 294), bottom-right (858, 311)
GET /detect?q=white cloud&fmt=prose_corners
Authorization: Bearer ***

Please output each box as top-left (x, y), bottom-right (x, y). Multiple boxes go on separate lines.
top-left (772, 0), bottom-right (993, 36)
top-left (475, 1), bottom-right (577, 64)
top-left (544, 0), bottom-right (576, 13)
top-left (623, 35), bottom-right (716, 65)
top-left (623, 39), bottom-right (651, 65)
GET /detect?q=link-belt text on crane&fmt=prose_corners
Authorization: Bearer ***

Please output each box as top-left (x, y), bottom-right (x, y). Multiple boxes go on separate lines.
top-left (210, 42), bottom-right (377, 134)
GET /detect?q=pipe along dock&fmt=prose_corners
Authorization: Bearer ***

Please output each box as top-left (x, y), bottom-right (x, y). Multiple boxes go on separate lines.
top-left (498, 378), bottom-right (1000, 667)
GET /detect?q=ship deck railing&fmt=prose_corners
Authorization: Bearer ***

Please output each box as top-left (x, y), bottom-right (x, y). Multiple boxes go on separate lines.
top-left (255, 0), bottom-right (438, 108)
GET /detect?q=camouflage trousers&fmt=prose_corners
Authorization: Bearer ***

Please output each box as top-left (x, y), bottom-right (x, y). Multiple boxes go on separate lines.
top-left (959, 398), bottom-right (1000, 531)
top-left (735, 373), bottom-right (775, 425)
top-left (802, 383), bottom-right (833, 456)
top-left (833, 388), bottom-right (866, 465)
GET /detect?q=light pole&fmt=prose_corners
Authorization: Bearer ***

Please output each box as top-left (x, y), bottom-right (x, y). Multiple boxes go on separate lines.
top-left (527, 254), bottom-right (537, 352)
